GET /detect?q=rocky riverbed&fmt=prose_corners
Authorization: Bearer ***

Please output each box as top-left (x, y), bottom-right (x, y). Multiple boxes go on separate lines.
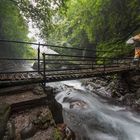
top-left (1, 104), bottom-right (72, 140)
top-left (0, 85), bottom-right (74, 140)
top-left (0, 69), bottom-right (140, 140)
top-left (81, 70), bottom-right (140, 111)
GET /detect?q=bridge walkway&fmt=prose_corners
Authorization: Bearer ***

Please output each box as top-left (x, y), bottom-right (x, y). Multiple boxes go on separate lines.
top-left (0, 39), bottom-right (138, 88)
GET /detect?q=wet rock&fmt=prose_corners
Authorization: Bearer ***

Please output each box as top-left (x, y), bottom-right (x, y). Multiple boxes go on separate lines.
top-left (136, 98), bottom-right (140, 105)
top-left (32, 61), bottom-right (38, 69)
top-left (95, 80), bottom-right (107, 87)
top-left (20, 122), bottom-right (38, 139)
top-left (0, 103), bottom-right (11, 140)
top-left (65, 126), bottom-right (75, 140)
top-left (32, 61), bottom-right (44, 70)
top-left (54, 124), bottom-right (75, 140)
top-left (121, 94), bottom-right (135, 106)
top-left (122, 70), bottom-right (140, 92)
top-left (70, 100), bottom-right (88, 109)
top-left (106, 81), bottom-right (121, 98)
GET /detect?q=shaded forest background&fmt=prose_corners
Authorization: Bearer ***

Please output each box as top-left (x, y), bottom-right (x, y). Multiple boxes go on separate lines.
top-left (0, 0), bottom-right (140, 58)
top-left (0, 0), bottom-right (35, 58)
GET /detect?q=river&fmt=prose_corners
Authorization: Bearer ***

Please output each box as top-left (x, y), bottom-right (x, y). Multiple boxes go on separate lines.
top-left (46, 80), bottom-right (140, 140)
top-left (1, 61), bottom-right (140, 139)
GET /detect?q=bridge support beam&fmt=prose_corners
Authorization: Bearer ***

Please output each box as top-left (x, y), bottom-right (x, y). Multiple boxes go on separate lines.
top-left (44, 87), bottom-right (64, 124)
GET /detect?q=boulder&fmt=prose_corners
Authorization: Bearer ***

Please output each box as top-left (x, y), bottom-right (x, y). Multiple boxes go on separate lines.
top-left (20, 122), bottom-right (38, 139)
top-left (32, 61), bottom-right (43, 70)
top-left (32, 61), bottom-right (39, 69)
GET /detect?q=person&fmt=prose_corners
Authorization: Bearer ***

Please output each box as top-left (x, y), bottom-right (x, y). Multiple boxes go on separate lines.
top-left (132, 34), bottom-right (140, 62)
top-left (126, 34), bottom-right (140, 66)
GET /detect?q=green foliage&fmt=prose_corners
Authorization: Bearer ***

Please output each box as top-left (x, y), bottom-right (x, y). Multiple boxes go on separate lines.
top-left (97, 41), bottom-right (133, 58)
top-left (13, 0), bottom-right (68, 38)
top-left (0, 0), bottom-right (36, 58)
top-left (52, 128), bottom-right (63, 140)
top-left (12, 0), bottom-right (140, 59)
top-left (45, 0), bottom-right (140, 57)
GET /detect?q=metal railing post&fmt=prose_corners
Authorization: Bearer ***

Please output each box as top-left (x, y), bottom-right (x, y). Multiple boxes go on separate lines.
top-left (43, 53), bottom-right (46, 87)
top-left (38, 42), bottom-right (40, 73)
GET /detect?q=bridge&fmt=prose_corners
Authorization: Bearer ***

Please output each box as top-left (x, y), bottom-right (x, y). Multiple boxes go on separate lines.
top-left (0, 40), bottom-right (138, 88)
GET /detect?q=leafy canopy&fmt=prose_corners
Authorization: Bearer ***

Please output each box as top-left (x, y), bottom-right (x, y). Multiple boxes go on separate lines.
top-left (9, 0), bottom-right (140, 58)
top-left (46, 0), bottom-right (140, 57)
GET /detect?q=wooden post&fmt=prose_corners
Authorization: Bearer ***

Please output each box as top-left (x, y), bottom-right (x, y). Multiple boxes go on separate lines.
top-left (38, 42), bottom-right (40, 73)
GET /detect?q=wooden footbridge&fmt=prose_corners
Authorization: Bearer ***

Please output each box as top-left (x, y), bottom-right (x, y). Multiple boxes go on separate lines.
top-left (0, 40), bottom-right (138, 88)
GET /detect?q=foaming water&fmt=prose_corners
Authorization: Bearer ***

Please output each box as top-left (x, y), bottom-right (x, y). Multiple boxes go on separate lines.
top-left (47, 80), bottom-right (140, 140)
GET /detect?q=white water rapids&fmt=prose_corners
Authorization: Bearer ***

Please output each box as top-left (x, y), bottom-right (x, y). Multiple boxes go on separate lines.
top-left (46, 80), bottom-right (140, 140)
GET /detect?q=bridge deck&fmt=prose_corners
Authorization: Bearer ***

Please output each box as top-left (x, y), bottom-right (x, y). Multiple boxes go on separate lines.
top-left (0, 65), bottom-right (135, 88)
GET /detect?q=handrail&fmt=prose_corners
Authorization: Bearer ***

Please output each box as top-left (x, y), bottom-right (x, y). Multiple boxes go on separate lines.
top-left (0, 39), bottom-right (122, 53)
top-left (0, 58), bottom-right (38, 61)
top-left (0, 39), bottom-right (134, 85)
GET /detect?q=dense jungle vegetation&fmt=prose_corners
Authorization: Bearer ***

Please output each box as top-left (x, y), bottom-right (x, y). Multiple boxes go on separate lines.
top-left (1, 0), bottom-right (140, 58)
top-left (0, 0), bottom-right (35, 58)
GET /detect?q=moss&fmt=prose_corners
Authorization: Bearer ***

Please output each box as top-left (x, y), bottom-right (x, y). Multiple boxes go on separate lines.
top-left (52, 128), bottom-right (63, 140)
top-left (0, 103), bottom-right (10, 115)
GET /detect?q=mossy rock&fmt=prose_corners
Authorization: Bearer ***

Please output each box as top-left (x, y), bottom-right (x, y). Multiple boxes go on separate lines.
top-left (32, 108), bottom-right (55, 130)
top-left (0, 103), bottom-right (11, 140)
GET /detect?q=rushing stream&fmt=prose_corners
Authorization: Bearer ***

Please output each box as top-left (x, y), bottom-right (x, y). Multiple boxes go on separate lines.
top-left (46, 80), bottom-right (140, 140)
top-left (1, 60), bottom-right (140, 140)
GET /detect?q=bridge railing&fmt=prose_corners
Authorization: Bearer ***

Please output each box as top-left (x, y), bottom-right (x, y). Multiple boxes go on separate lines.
top-left (0, 39), bottom-right (41, 74)
top-left (0, 39), bottom-right (133, 79)
top-left (40, 43), bottom-right (133, 81)
top-left (0, 58), bottom-right (39, 74)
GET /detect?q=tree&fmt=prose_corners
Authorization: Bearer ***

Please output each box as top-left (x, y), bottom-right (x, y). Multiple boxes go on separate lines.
top-left (0, 0), bottom-right (35, 58)
top-left (11, 0), bottom-right (68, 38)
top-left (45, 0), bottom-right (140, 57)
top-left (9, 0), bottom-right (140, 58)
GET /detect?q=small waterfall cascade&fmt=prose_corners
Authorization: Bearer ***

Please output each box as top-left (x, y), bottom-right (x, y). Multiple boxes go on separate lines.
top-left (47, 80), bottom-right (140, 140)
